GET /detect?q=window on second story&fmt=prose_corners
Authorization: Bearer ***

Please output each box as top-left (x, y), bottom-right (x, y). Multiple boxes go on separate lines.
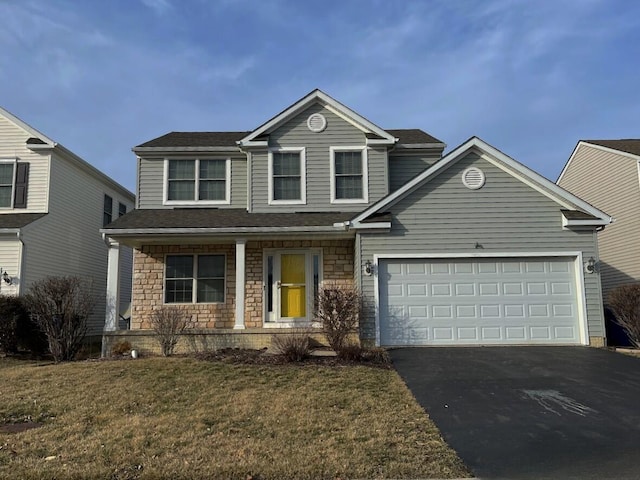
top-left (0, 163), bottom-right (15, 209)
top-left (118, 202), bottom-right (127, 217)
top-left (103, 194), bottom-right (113, 226)
top-left (165, 158), bottom-right (230, 204)
top-left (330, 147), bottom-right (368, 203)
top-left (268, 148), bottom-right (306, 204)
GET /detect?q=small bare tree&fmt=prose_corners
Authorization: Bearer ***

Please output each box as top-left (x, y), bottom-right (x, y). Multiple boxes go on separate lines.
top-left (608, 284), bottom-right (640, 348)
top-left (315, 283), bottom-right (362, 354)
top-left (24, 276), bottom-right (94, 362)
top-left (150, 307), bottom-right (190, 356)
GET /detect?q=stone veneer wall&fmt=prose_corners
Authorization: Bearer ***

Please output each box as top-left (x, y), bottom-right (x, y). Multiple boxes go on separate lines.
top-left (131, 239), bottom-right (354, 330)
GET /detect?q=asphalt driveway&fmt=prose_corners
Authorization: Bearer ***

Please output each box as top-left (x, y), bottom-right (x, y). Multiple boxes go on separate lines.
top-left (390, 347), bottom-right (640, 479)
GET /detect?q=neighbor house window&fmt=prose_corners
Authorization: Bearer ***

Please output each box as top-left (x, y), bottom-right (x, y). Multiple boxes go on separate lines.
top-left (0, 162), bottom-right (15, 208)
top-left (165, 158), bottom-right (229, 204)
top-left (103, 194), bottom-right (113, 226)
top-left (330, 147), bottom-right (368, 203)
top-left (268, 148), bottom-right (306, 204)
top-left (165, 254), bottom-right (225, 304)
top-left (118, 202), bottom-right (127, 217)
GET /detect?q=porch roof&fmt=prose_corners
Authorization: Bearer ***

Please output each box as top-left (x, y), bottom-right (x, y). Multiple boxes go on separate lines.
top-left (0, 213), bottom-right (47, 229)
top-left (102, 208), bottom-right (356, 233)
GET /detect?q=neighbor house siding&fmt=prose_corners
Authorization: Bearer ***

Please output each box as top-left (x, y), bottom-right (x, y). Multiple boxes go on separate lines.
top-left (358, 152), bottom-right (605, 343)
top-left (0, 236), bottom-right (22, 296)
top-left (137, 155), bottom-right (247, 209)
top-left (20, 152), bottom-right (134, 336)
top-left (388, 151), bottom-right (441, 191)
top-left (251, 103), bottom-right (388, 212)
top-left (0, 115), bottom-right (49, 213)
top-left (558, 144), bottom-right (640, 299)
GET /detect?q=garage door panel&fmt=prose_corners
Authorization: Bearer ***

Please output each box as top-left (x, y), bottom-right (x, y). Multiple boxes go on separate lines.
top-left (379, 257), bottom-right (581, 346)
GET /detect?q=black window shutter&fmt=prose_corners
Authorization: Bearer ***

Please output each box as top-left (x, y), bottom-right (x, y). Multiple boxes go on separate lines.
top-left (14, 163), bottom-right (29, 208)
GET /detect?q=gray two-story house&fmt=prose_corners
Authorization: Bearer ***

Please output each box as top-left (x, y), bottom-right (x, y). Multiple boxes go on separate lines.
top-left (102, 90), bottom-right (611, 352)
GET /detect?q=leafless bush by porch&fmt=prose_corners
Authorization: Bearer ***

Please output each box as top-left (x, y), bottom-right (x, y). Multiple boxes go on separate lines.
top-left (150, 307), bottom-right (190, 356)
top-left (315, 283), bottom-right (362, 355)
top-left (23, 276), bottom-right (94, 362)
top-left (608, 284), bottom-right (640, 348)
top-left (271, 329), bottom-right (314, 362)
top-left (111, 340), bottom-right (132, 356)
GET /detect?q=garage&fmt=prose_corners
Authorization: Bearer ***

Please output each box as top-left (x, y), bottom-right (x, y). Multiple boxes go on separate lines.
top-left (378, 256), bottom-right (585, 346)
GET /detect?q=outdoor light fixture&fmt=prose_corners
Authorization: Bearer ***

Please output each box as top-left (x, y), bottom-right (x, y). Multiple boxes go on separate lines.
top-left (364, 260), bottom-right (373, 276)
top-left (584, 257), bottom-right (597, 274)
top-left (1, 270), bottom-right (12, 285)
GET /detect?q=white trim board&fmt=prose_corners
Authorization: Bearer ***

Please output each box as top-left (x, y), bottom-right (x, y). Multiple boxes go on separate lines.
top-left (351, 136), bottom-right (612, 226)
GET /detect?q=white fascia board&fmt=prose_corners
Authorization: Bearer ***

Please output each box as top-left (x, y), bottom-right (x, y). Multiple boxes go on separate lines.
top-left (353, 136), bottom-right (612, 225)
top-left (239, 89), bottom-right (395, 145)
top-left (0, 106), bottom-right (56, 146)
top-left (100, 225), bottom-right (348, 235)
top-left (350, 222), bottom-right (391, 230)
top-left (365, 138), bottom-right (396, 146)
top-left (558, 141), bottom-right (640, 184)
top-left (133, 146), bottom-right (242, 154)
top-left (0, 229), bottom-right (21, 236)
top-left (235, 140), bottom-right (268, 149)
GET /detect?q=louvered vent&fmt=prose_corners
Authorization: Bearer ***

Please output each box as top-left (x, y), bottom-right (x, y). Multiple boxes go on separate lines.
top-left (307, 113), bottom-right (327, 132)
top-left (462, 167), bottom-right (485, 190)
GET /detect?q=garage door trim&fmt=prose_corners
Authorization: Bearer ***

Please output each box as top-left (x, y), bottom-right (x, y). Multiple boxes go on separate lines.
top-left (373, 251), bottom-right (589, 346)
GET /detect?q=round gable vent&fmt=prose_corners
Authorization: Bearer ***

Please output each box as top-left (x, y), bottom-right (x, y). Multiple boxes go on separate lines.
top-left (462, 167), bottom-right (486, 190)
top-left (307, 113), bottom-right (327, 133)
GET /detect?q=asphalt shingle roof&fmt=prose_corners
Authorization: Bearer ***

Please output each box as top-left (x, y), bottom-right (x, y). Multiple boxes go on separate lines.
top-left (104, 209), bottom-right (357, 230)
top-left (584, 139), bottom-right (640, 157)
top-left (560, 209), bottom-right (600, 221)
top-left (137, 129), bottom-right (442, 149)
top-left (0, 213), bottom-right (47, 229)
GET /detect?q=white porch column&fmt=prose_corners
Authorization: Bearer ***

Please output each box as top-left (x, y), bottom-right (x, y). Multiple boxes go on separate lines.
top-left (104, 238), bottom-right (120, 332)
top-left (234, 238), bottom-right (246, 329)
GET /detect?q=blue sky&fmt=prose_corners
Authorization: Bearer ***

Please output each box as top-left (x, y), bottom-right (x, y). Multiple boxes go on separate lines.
top-left (1, 0), bottom-right (639, 192)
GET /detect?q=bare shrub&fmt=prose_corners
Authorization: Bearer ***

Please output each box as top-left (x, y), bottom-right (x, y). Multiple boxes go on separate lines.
top-left (336, 342), bottom-right (363, 361)
top-left (0, 295), bottom-right (25, 353)
top-left (271, 329), bottom-right (313, 362)
top-left (111, 340), bottom-right (132, 356)
top-left (608, 284), bottom-right (640, 348)
top-left (315, 284), bottom-right (362, 355)
top-left (23, 276), bottom-right (94, 362)
top-left (361, 347), bottom-right (391, 365)
top-left (150, 307), bottom-right (190, 356)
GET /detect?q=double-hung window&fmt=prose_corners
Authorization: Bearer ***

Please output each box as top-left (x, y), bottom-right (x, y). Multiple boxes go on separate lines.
top-left (0, 162), bottom-right (15, 209)
top-left (268, 148), bottom-right (306, 204)
top-left (330, 147), bottom-right (368, 203)
top-left (103, 194), bottom-right (113, 226)
top-left (165, 254), bottom-right (225, 304)
top-left (165, 158), bottom-right (230, 204)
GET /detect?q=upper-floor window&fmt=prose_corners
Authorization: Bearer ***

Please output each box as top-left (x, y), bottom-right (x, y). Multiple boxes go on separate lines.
top-left (164, 158), bottom-right (230, 205)
top-left (165, 254), bottom-right (226, 304)
top-left (330, 147), bottom-right (368, 203)
top-left (0, 162), bottom-right (15, 209)
top-left (268, 148), bottom-right (306, 205)
top-left (103, 194), bottom-right (113, 226)
top-left (118, 202), bottom-right (127, 217)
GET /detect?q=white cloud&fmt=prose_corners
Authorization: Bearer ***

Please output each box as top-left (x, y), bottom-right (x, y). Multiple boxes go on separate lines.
top-left (139, 0), bottom-right (172, 15)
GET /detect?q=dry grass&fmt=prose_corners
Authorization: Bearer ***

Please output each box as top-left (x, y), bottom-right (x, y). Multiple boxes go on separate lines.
top-left (0, 356), bottom-right (469, 480)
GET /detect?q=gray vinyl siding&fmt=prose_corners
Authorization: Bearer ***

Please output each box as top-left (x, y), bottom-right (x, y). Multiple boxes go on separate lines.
top-left (558, 144), bottom-right (640, 300)
top-left (358, 152), bottom-right (605, 342)
top-left (388, 152), bottom-right (441, 191)
top-left (20, 152), bottom-right (134, 336)
top-left (251, 103), bottom-right (388, 212)
top-left (0, 114), bottom-right (49, 213)
top-left (137, 155), bottom-right (247, 209)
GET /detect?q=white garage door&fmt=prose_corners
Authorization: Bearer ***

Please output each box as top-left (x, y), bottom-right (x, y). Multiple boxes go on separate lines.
top-left (378, 257), bottom-right (582, 346)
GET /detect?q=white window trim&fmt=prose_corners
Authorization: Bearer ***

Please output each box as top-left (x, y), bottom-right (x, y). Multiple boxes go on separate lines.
top-left (268, 147), bottom-right (306, 205)
top-left (163, 157), bottom-right (231, 206)
top-left (329, 146), bottom-right (368, 204)
top-left (163, 253), bottom-right (227, 305)
top-left (0, 158), bottom-right (17, 210)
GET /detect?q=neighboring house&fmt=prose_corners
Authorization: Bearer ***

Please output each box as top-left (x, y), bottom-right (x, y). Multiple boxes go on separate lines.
top-left (0, 107), bottom-right (135, 341)
top-left (102, 89), bottom-right (611, 352)
top-left (558, 139), bottom-right (640, 301)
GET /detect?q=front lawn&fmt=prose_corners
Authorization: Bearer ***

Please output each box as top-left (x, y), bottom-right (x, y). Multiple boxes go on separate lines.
top-left (0, 357), bottom-right (469, 479)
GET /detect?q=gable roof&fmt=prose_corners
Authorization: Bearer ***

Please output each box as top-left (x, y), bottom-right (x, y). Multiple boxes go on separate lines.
top-left (556, 139), bottom-right (640, 185)
top-left (239, 89), bottom-right (397, 147)
top-left (350, 136), bottom-right (612, 228)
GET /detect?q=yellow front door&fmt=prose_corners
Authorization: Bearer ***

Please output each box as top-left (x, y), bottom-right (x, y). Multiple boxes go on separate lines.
top-left (280, 254), bottom-right (306, 318)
